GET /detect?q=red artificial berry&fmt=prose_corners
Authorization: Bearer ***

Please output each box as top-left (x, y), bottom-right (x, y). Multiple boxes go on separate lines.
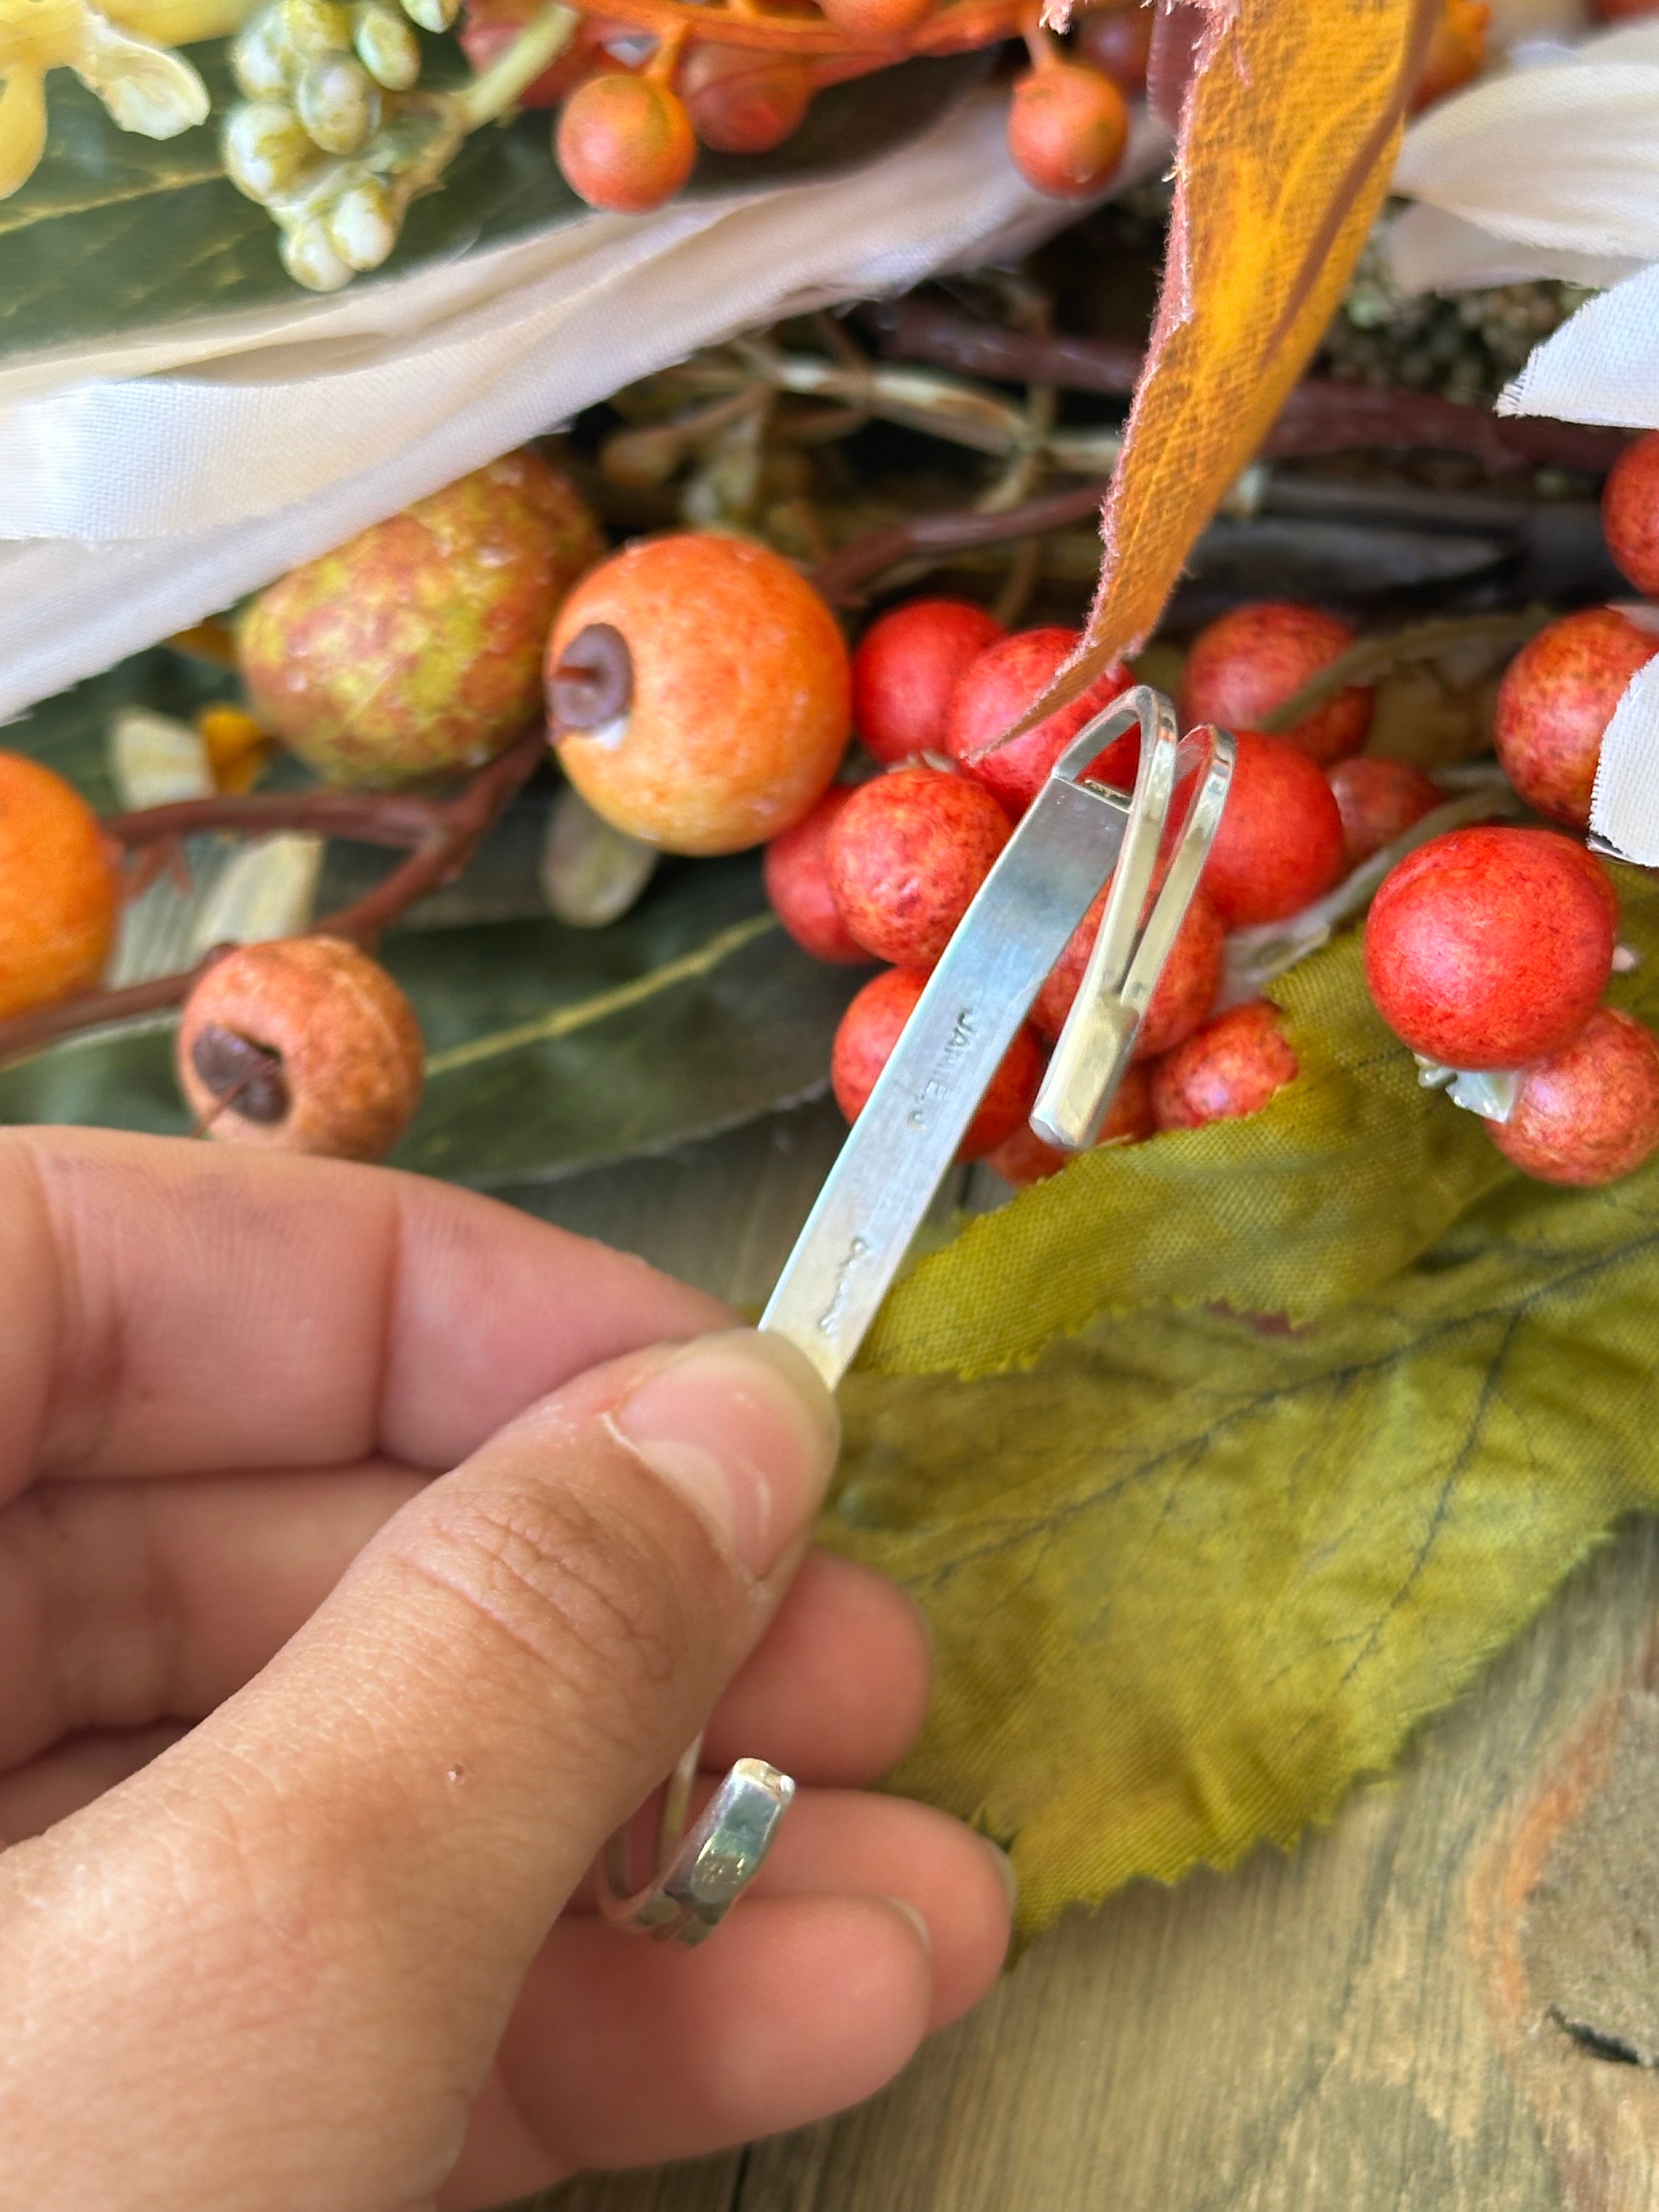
top-left (1604, 433), bottom-right (1659, 597)
top-left (817, 0), bottom-right (934, 31)
top-left (763, 785), bottom-right (870, 966)
top-left (1070, 1), bottom-right (1152, 97)
top-left (831, 967), bottom-right (1043, 1160)
top-left (678, 42), bottom-right (814, 152)
top-left (556, 72), bottom-right (697, 212)
top-left (985, 1062), bottom-right (1155, 1186)
top-left (944, 628), bottom-right (1135, 815)
top-left (1199, 731), bottom-right (1347, 928)
top-left (1180, 601), bottom-right (1372, 768)
top-left (852, 597), bottom-right (1005, 766)
top-left (1493, 607), bottom-right (1659, 831)
top-left (1032, 880), bottom-right (1223, 1061)
top-left (1485, 1008), bottom-right (1659, 1186)
top-left (0, 753), bottom-right (119, 1020)
top-left (1327, 755), bottom-right (1442, 869)
top-left (827, 766), bottom-right (1012, 967)
top-left (1364, 826), bottom-right (1616, 1070)
top-left (1007, 60), bottom-right (1130, 199)
top-left (1549, 832), bottom-right (1620, 934)
top-left (1150, 1001), bottom-right (1299, 1131)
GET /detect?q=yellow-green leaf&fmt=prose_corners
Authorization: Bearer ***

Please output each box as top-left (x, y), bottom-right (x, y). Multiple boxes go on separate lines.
top-left (827, 874), bottom-right (1659, 1934)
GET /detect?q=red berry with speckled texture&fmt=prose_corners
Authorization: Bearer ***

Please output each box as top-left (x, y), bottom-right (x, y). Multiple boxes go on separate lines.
top-left (1486, 1008), bottom-right (1659, 1185)
top-left (1032, 879), bottom-right (1222, 1060)
top-left (986, 1062), bottom-right (1155, 1185)
top-left (1364, 826), bottom-right (1615, 1069)
top-left (944, 628), bottom-right (1135, 815)
top-left (852, 597), bottom-right (1005, 765)
top-left (1200, 731), bottom-right (1346, 927)
top-left (1328, 755), bottom-right (1442, 868)
top-left (832, 967), bottom-right (1044, 1159)
top-left (1494, 608), bottom-right (1658, 830)
top-left (1150, 1001), bottom-right (1299, 1130)
top-left (827, 766), bottom-right (1012, 967)
top-left (1602, 431), bottom-right (1659, 598)
top-left (556, 73), bottom-right (697, 213)
top-left (1181, 602), bottom-right (1372, 767)
top-left (1006, 60), bottom-right (1129, 199)
top-left (763, 785), bottom-right (870, 965)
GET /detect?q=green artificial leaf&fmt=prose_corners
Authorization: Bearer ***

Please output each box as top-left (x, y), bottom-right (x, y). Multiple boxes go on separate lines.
top-left (0, 48), bottom-right (989, 360)
top-left (0, 855), bottom-right (863, 1181)
top-left (827, 868), bottom-right (1659, 1935)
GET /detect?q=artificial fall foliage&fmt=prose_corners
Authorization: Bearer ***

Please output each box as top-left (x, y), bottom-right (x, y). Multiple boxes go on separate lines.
top-left (830, 866), bottom-right (1659, 1936)
top-left (1034, 0), bottom-right (1441, 728)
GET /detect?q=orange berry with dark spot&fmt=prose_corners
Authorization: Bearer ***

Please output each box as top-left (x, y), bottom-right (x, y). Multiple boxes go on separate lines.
top-left (177, 936), bottom-right (425, 1161)
top-left (549, 533), bottom-right (850, 856)
top-left (1150, 1001), bottom-right (1299, 1131)
top-left (0, 752), bottom-right (118, 1020)
top-left (831, 966), bottom-right (1043, 1160)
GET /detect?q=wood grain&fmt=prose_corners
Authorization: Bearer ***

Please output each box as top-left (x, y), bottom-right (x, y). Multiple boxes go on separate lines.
top-left (512, 1103), bottom-right (1659, 2212)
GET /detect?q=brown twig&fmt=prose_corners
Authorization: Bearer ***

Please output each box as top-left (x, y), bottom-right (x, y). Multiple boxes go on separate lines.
top-left (811, 477), bottom-right (1112, 602)
top-left (861, 301), bottom-right (1633, 477)
top-left (0, 727), bottom-right (546, 1066)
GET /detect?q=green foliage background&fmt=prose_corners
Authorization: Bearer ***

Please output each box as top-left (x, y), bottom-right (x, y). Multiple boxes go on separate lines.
top-left (830, 867), bottom-right (1659, 1931)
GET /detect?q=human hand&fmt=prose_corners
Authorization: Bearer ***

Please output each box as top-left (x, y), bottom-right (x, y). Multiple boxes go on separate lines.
top-left (0, 1130), bottom-right (1011, 2210)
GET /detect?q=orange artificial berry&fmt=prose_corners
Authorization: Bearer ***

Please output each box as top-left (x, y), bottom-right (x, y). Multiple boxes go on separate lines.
top-left (0, 753), bottom-right (118, 1021)
top-left (1006, 60), bottom-right (1128, 200)
top-left (176, 935), bottom-right (425, 1161)
top-left (1602, 431), bottom-right (1659, 601)
top-left (678, 43), bottom-right (814, 153)
top-left (1485, 1008), bottom-right (1659, 1187)
top-left (549, 533), bottom-right (850, 855)
top-left (985, 1062), bottom-right (1155, 1186)
top-left (556, 71), bottom-right (697, 213)
top-left (1180, 601), bottom-right (1372, 769)
top-left (1327, 756), bottom-right (1442, 870)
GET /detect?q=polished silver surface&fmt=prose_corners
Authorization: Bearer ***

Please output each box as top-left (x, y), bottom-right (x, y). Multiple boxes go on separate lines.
top-left (759, 692), bottom-right (1162, 1390)
top-left (1032, 716), bottom-right (1235, 1150)
top-left (597, 1741), bottom-right (796, 1948)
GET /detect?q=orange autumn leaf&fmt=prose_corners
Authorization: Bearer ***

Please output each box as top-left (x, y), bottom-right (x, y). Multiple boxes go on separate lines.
top-left (1018, 0), bottom-right (1439, 731)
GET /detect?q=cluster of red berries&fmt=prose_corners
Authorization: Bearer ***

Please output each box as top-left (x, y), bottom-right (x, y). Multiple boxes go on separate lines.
top-left (768, 427), bottom-right (1659, 1191)
top-left (764, 594), bottom-right (1385, 1184)
top-left (1361, 430), bottom-right (1659, 1186)
top-left (459, 0), bottom-right (1135, 217)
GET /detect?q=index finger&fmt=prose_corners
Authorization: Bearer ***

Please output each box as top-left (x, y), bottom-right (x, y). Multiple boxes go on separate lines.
top-left (0, 1128), bottom-right (730, 1493)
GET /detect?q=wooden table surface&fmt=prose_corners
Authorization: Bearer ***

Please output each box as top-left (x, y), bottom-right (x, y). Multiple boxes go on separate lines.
top-left (514, 1097), bottom-right (1659, 2212)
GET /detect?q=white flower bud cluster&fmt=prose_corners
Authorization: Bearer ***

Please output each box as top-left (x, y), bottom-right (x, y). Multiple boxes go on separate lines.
top-left (223, 0), bottom-right (453, 288)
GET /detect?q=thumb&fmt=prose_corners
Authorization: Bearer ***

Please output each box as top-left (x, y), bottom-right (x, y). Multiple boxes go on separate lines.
top-left (1, 1327), bottom-right (838, 2211)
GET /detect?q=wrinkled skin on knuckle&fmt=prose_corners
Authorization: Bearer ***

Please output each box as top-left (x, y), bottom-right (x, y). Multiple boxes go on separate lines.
top-left (400, 1455), bottom-right (720, 1755)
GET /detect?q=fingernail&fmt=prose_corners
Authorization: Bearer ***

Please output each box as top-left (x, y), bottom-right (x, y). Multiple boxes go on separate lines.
top-left (612, 1329), bottom-right (839, 1579)
top-left (979, 1836), bottom-right (1019, 1916)
top-left (881, 1895), bottom-right (933, 1954)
